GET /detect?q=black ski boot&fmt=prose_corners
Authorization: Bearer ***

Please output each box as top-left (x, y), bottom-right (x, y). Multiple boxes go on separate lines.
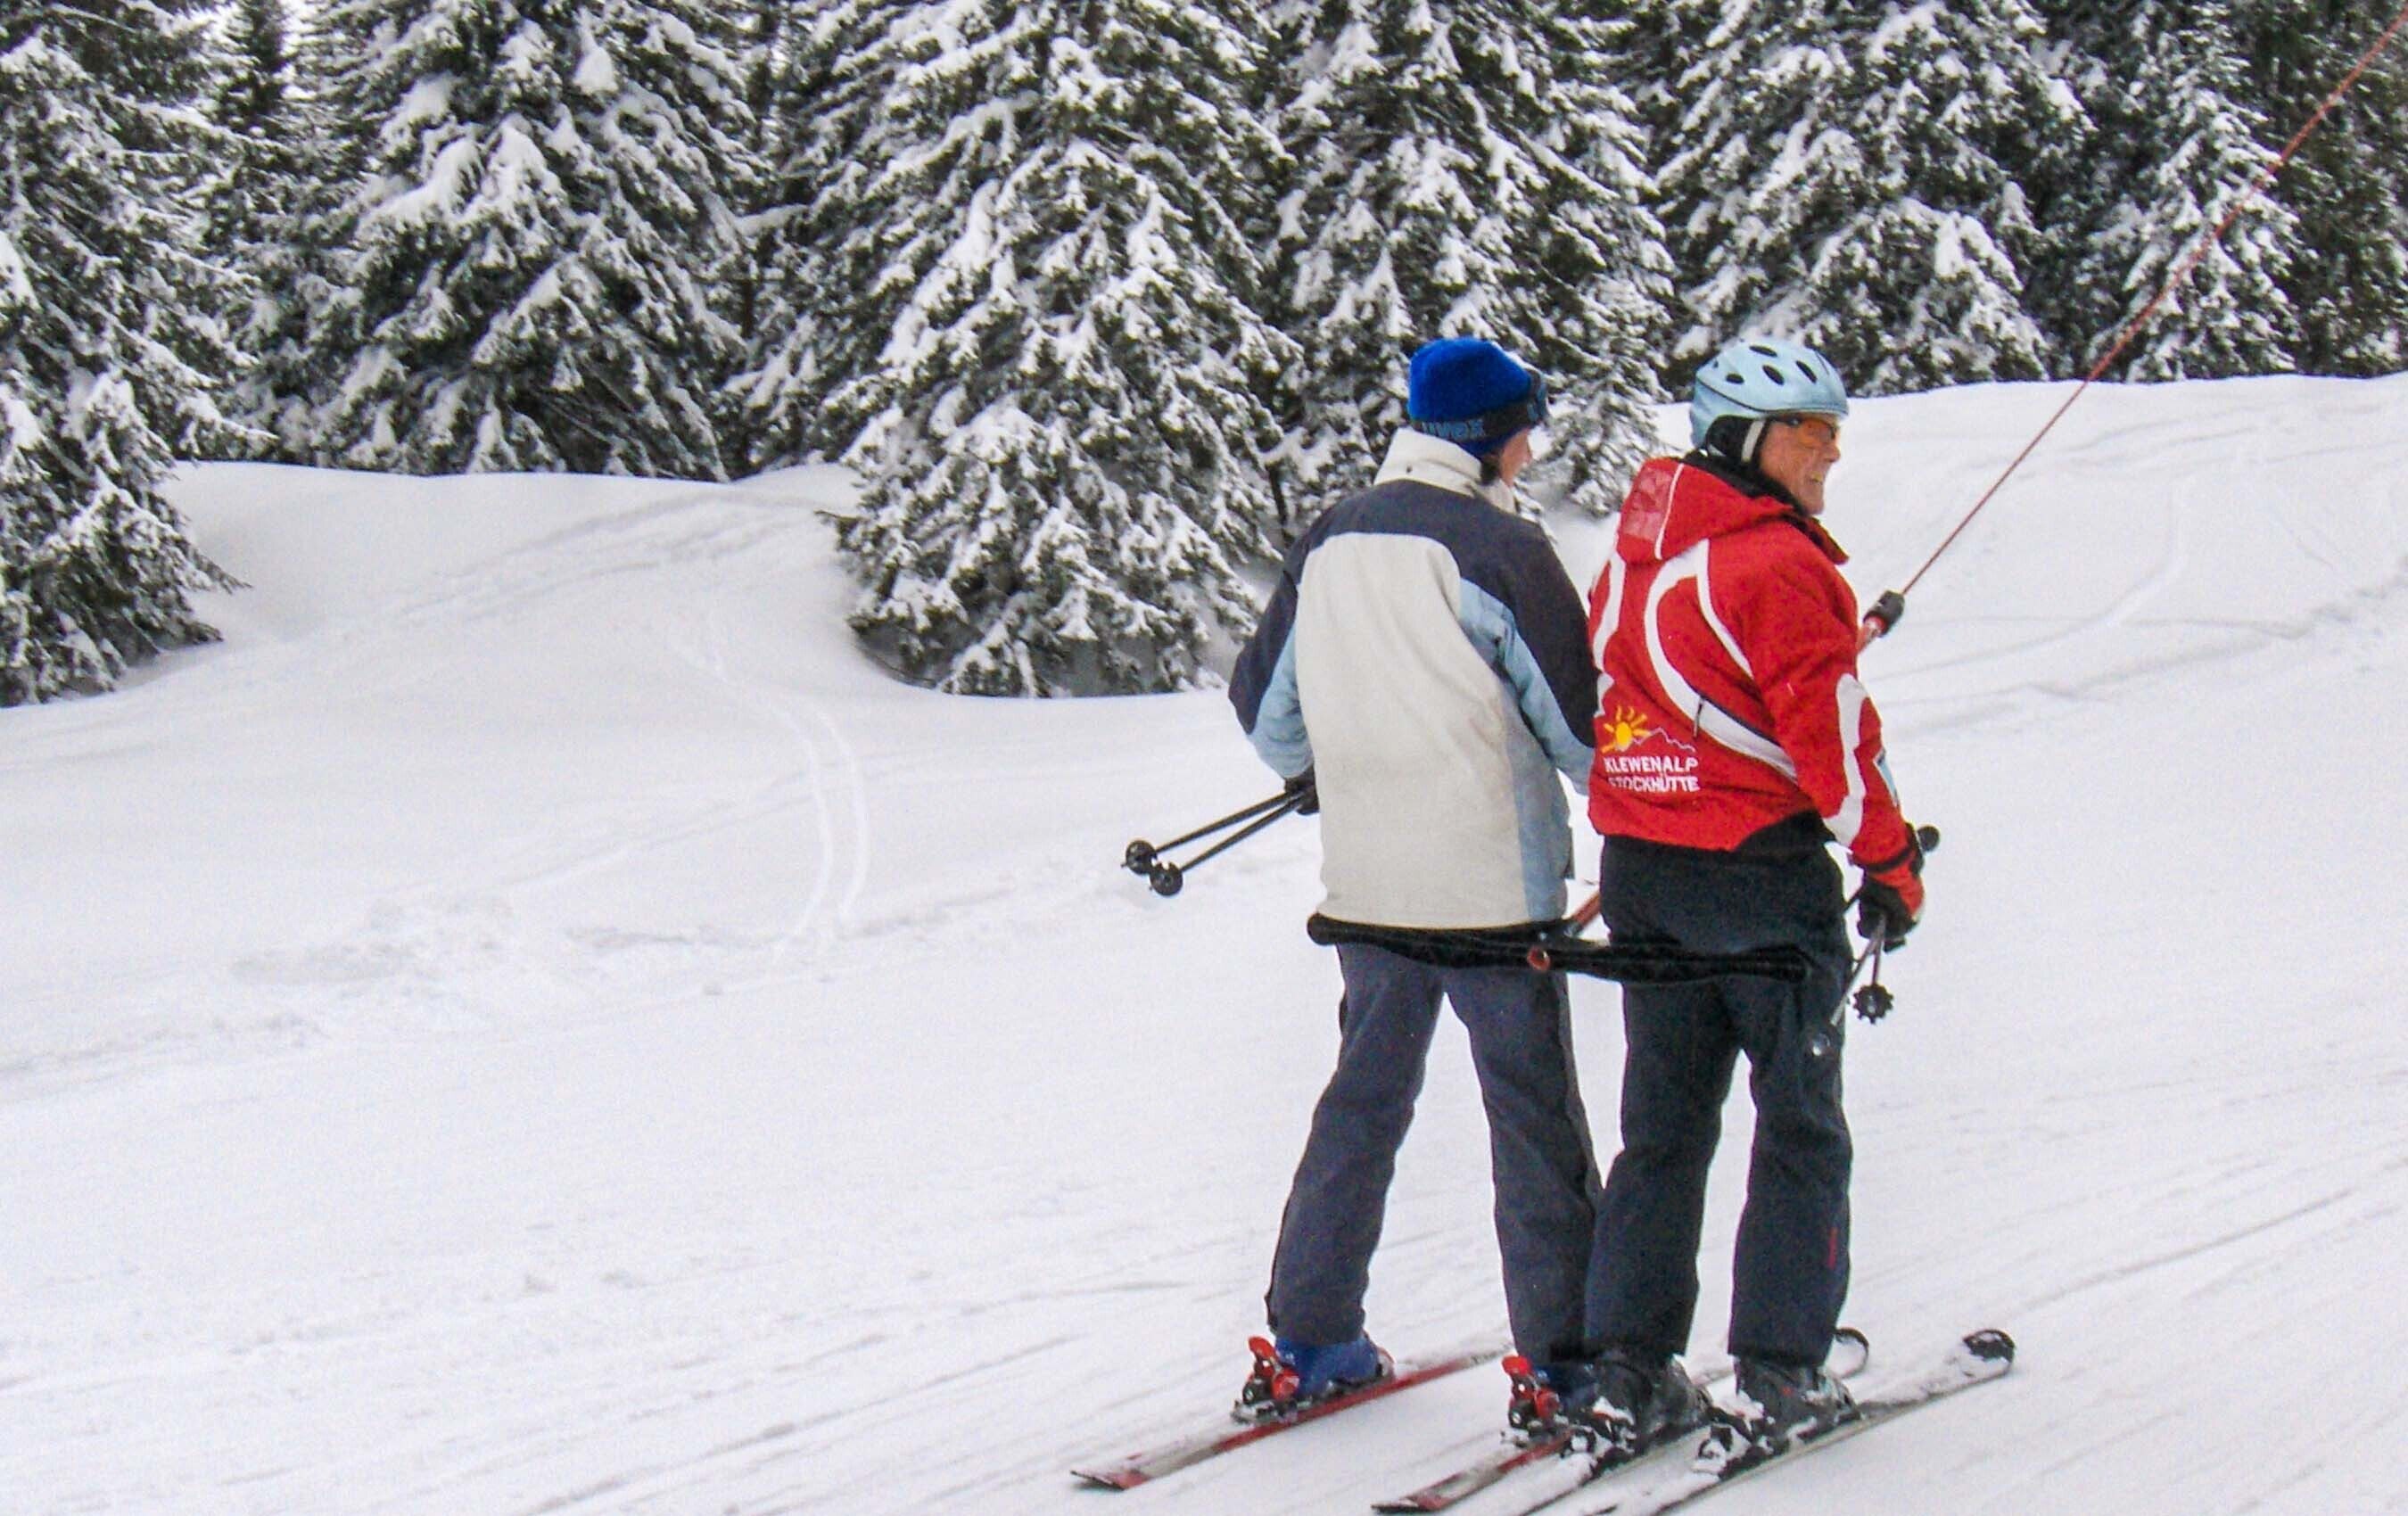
top-left (1574, 1348), bottom-right (1707, 1462)
top-left (1727, 1355), bottom-right (1858, 1451)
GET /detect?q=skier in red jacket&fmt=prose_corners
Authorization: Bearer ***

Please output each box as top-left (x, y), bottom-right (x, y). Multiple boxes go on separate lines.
top-left (1572, 337), bottom-right (1924, 1457)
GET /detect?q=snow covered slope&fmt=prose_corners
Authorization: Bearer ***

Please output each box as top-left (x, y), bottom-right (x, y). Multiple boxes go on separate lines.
top-left (4, 375), bottom-right (2405, 1516)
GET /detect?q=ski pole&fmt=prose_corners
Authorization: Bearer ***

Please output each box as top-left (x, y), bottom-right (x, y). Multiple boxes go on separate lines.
top-left (1124, 790), bottom-right (1297, 877)
top-left (1134, 788), bottom-right (1313, 897)
top-left (1841, 823), bottom-right (1938, 1023)
top-left (1843, 934), bottom-right (1893, 1024)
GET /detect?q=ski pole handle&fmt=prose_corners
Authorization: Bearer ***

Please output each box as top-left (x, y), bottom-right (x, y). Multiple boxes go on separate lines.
top-left (1845, 825), bottom-right (1941, 910)
top-left (1527, 893), bottom-right (1603, 970)
top-left (1858, 589), bottom-right (1907, 651)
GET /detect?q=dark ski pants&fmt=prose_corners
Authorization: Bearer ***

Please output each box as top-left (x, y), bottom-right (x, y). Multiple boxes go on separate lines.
top-left (1267, 943), bottom-right (1602, 1364)
top-left (1587, 830), bottom-right (1854, 1368)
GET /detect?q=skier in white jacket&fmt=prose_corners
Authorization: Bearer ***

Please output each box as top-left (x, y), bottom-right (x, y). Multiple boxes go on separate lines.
top-left (1228, 337), bottom-right (1606, 1420)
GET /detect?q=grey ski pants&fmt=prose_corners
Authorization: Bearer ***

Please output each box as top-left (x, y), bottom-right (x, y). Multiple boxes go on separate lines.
top-left (1266, 942), bottom-right (1602, 1364)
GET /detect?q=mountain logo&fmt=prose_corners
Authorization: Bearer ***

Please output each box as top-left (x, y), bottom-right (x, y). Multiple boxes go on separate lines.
top-left (1602, 705), bottom-right (1695, 756)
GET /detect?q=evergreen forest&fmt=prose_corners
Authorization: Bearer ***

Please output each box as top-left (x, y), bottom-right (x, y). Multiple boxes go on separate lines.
top-left (3, 0), bottom-right (2404, 701)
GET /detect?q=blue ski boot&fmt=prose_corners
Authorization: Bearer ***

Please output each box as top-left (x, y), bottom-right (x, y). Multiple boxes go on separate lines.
top-left (1234, 1334), bottom-right (1392, 1421)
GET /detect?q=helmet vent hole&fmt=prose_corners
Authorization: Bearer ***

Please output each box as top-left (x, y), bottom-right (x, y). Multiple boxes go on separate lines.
top-left (1761, 365), bottom-right (1784, 383)
top-left (1725, 372), bottom-right (1745, 385)
top-left (1749, 343), bottom-right (1778, 357)
top-left (1800, 363), bottom-right (1820, 381)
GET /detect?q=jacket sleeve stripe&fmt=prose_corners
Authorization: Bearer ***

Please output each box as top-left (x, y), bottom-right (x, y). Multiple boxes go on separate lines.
top-left (1655, 463), bottom-right (1686, 558)
top-left (1827, 674), bottom-right (1872, 849)
top-left (1229, 536), bottom-right (1314, 779)
top-left (1243, 629), bottom-right (1314, 779)
top-left (1460, 581), bottom-right (1596, 783)
top-left (1694, 543), bottom-right (1756, 679)
top-left (1592, 554), bottom-right (1626, 673)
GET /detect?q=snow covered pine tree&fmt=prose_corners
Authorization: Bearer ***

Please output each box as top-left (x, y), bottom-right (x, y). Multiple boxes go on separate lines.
top-left (733, 0), bottom-right (912, 476)
top-left (305, 0), bottom-right (757, 479)
top-left (208, 0), bottom-right (325, 460)
top-left (1663, 0), bottom-right (2086, 393)
top-left (2237, 0), bottom-right (2408, 375)
top-left (723, 0), bottom-right (792, 376)
top-left (1266, 0), bottom-right (1674, 519)
top-left (2036, 0), bottom-right (2301, 378)
top-left (0, 0), bottom-right (242, 704)
top-left (765, 0), bottom-right (1299, 696)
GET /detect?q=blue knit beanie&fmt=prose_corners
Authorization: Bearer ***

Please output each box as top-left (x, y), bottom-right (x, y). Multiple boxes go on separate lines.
top-left (1406, 338), bottom-right (1548, 457)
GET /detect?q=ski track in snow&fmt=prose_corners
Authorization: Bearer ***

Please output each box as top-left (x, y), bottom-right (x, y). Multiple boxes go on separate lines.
top-left (682, 597), bottom-right (873, 962)
top-left (4, 379), bottom-right (2408, 1516)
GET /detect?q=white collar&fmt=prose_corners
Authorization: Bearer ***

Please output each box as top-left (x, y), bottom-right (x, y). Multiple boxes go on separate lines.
top-left (1374, 429), bottom-right (1518, 512)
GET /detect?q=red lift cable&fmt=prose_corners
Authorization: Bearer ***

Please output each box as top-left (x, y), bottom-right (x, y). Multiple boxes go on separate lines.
top-left (1861, 0), bottom-right (2408, 647)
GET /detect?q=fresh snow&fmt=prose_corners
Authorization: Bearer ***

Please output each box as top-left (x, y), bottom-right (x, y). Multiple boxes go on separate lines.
top-left (5, 376), bottom-right (2408, 1515)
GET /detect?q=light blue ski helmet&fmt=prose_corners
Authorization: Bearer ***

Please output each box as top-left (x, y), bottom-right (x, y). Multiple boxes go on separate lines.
top-left (1688, 336), bottom-right (1851, 451)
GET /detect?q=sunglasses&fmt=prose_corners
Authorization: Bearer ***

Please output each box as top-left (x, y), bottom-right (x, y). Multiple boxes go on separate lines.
top-left (1773, 415), bottom-right (1842, 447)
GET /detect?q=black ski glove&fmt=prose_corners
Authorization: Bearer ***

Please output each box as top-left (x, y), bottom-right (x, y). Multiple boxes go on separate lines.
top-left (1284, 769), bottom-right (1320, 815)
top-left (1855, 876), bottom-right (1917, 950)
top-left (1853, 825), bottom-right (1930, 950)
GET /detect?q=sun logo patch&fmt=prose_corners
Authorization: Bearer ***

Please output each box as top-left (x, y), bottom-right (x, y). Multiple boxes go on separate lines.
top-left (1600, 706), bottom-right (1657, 754)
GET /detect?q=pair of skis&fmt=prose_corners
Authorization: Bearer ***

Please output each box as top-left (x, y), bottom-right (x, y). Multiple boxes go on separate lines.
top-left (1071, 1327), bottom-right (2014, 1515)
top-left (1375, 1328), bottom-right (1868, 1514)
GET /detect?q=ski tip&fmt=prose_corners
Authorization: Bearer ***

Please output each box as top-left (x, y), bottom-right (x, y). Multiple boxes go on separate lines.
top-left (1962, 1328), bottom-right (2016, 1364)
top-left (1070, 1467), bottom-right (1146, 1490)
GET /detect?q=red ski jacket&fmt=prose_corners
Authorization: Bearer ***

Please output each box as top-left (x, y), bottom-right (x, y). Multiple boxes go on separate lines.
top-left (1586, 455), bottom-right (1920, 902)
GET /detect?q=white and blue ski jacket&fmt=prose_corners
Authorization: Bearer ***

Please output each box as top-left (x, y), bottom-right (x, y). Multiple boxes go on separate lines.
top-left (1231, 431), bottom-right (1597, 931)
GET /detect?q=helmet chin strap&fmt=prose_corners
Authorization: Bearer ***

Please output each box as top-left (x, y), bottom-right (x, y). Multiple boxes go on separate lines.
top-left (1740, 418), bottom-right (1768, 467)
top-left (1701, 414), bottom-right (1772, 469)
